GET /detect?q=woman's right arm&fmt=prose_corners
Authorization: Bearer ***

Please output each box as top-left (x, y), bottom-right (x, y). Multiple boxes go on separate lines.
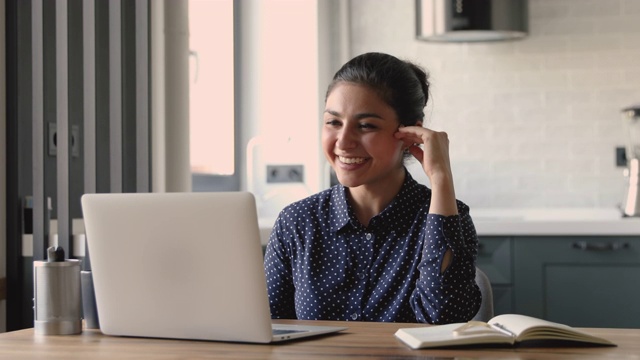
top-left (263, 217), bottom-right (297, 319)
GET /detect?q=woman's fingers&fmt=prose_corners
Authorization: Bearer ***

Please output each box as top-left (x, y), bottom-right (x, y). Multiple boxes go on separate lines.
top-left (395, 125), bottom-right (429, 144)
top-left (395, 126), bottom-right (449, 154)
top-left (395, 126), bottom-right (430, 153)
top-left (396, 125), bottom-right (452, 179)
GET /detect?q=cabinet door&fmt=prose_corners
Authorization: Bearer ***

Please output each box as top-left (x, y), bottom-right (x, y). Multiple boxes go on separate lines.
top-left (514, 236), bottom-right (640, 328)
top-left (477, 237), bottom-right (513, 315)
top-left (491, 286), bottom-right (513, 316)
top-left (477, 237), bottom-right (512, 285)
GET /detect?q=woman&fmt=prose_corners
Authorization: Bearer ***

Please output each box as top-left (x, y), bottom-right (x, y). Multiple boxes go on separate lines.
top-left (263, 52), bottom-right (480, 324)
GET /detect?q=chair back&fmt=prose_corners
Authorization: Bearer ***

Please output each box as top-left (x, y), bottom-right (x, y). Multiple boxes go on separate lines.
top-left (472, 266), bottom-right (494, 322)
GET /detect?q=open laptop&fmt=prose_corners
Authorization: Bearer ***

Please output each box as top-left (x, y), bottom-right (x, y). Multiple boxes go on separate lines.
top-left (81, 191), bottom-right (347, 343)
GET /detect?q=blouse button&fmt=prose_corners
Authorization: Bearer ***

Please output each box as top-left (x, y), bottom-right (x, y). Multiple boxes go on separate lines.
top-left (351, 313), bottom-right (358, 320)
top-left (358, 273), bottom-right (365, 280)
top-left (365, 233), bottom-right (372, 240)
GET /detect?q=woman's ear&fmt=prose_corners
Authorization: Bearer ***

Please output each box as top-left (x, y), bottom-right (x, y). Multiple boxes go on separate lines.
top-left (416, 120), bottom-right (423, 127)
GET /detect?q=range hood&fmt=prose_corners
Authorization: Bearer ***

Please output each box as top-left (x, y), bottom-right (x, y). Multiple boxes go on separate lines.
top-left (416, 0), bottom-right (528, 42)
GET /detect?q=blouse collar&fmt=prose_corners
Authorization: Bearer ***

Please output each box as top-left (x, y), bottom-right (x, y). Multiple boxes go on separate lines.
top-left (329, 168), bottom-right (425, 233)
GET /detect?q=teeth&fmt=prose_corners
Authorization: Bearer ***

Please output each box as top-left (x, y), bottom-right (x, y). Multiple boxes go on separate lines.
top-left (339, 156), bottom-right (366, 164)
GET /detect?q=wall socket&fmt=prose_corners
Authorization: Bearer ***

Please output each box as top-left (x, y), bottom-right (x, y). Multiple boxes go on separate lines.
top-left (266, 165), bottom-right (304, 183)
top-left (48, 122), bottom-right (80, 158)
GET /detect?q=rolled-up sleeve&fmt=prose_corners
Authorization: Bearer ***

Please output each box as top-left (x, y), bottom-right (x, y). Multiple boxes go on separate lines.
top-left (410, 202), bottom-right (481, 324)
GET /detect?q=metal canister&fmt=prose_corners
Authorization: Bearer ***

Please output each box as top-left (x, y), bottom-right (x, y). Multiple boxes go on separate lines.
top-left (33, 247), bottom-right (82, 335)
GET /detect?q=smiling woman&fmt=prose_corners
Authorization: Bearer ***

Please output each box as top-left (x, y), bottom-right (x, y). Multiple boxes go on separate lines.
top-left (263, 52), bottom-right (481, 324)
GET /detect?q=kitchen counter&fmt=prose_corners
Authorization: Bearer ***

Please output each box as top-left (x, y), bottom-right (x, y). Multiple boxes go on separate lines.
top-left (258, 208), bottom-right (640, 244)
top-left (470, 207), bottom-right (640, 236)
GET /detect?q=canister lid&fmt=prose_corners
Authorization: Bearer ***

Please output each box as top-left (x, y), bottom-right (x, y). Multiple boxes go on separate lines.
top-left (47, 246), bottom-right (65, 262)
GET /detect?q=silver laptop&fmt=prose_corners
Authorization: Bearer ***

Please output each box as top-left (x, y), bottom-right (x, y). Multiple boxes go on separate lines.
top-left (81, 191), bottom-right (346, 343)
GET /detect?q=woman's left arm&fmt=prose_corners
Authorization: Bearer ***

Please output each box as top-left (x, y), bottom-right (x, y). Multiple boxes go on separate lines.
top-left (410, 206), bottom-right (481, 324)
top-left (395, 126), bottom-right (481, 323)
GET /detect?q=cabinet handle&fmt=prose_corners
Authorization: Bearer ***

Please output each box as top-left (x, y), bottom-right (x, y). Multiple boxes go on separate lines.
top-left (571, 241), bottom-right (630, 251)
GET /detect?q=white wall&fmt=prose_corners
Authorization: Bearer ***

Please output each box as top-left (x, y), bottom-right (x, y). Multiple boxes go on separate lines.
top-left (348, 0), bottom-right (640, 209)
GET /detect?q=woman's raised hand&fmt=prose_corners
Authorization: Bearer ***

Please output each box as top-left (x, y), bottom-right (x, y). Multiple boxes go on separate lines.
top-left (395, 126), bottom-right (458, 216)
top-left (395, 126), bottom-right (453, 184)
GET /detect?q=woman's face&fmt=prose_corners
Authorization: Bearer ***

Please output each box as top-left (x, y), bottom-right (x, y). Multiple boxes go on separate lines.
top-left (322, 82), bottom-right (405, 190)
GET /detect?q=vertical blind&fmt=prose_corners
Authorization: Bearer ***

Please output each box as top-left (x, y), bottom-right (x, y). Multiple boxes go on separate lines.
top-left (5, 0), bottom-right (151, 331)
top-left (29, 0), bottom-right (150, 261)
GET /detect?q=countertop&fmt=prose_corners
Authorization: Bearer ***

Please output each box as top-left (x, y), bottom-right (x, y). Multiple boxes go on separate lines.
top-left (258, 208), bottom-right (640, 244)
top-left (470, 207), bottom-right (640, 236)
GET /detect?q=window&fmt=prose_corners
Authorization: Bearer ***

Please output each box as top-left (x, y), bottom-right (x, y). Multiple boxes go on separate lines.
top-left (189, 0), bottom-right (236, 190)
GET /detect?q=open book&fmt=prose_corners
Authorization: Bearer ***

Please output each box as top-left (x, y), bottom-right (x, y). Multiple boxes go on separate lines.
top-left (395, 314), bottom-right (616, 349)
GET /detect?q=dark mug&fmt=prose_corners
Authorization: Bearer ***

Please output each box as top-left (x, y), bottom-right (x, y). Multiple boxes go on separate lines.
top-left (81, 271), bottom-right (100, 329)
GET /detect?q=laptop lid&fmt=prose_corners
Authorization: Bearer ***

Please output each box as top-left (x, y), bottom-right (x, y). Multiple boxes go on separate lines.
top-left (82, 191), bottom-right (344, 343)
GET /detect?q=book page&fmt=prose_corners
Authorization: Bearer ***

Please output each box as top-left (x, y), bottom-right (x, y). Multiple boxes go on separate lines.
top-left (396, 316), bottom-right (614, 349)
top-left (395, 323), bottom-right (514, 349)
top-left (489, 314), bottom-right (563, 338)
top-left (488, 314), bottom-right (613, 344)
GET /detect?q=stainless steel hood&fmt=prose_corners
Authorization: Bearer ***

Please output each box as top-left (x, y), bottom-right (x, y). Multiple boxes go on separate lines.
top-left (416, 0), bottom-right (528, 42)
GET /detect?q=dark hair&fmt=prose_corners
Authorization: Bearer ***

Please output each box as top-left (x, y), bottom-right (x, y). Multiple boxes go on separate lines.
top-left (325, 52), bottom-right (430, 126)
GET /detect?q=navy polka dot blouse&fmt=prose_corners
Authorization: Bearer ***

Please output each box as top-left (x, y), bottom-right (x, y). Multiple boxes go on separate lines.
top-left (263, 170), bottom-right (481, 324)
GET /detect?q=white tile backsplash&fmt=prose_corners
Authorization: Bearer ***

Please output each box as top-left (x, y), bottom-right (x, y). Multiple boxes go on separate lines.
top-left (350, 0), bottom-right (640, 208)
top-left (624, 0), bottom-right (640, 13)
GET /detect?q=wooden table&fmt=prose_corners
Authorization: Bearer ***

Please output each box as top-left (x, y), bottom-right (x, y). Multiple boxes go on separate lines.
top-left (0, 320), bottom-right (638, 359)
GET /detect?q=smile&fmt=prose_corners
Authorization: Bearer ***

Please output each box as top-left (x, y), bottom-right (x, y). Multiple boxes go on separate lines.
top-left (338, 156), bottom-right (366, 164)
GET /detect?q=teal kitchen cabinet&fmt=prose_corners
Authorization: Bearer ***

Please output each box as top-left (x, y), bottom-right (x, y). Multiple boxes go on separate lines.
top-left (513, 236), bottom-right (640, 328)
top-left (477, 237), bottom-right (513, 316)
